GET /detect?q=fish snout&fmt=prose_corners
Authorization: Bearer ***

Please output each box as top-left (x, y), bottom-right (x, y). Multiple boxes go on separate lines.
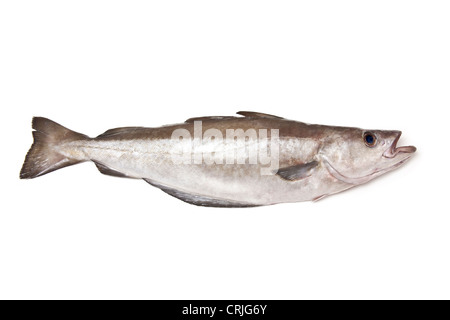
top-left (382, 131), bottom-right (417, 158)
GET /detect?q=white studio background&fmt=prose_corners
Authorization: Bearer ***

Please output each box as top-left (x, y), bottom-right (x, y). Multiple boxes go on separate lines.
top-left (0, 1), bottom-right (449, 300)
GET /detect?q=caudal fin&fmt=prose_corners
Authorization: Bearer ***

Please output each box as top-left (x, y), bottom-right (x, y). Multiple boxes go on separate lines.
top-left (20, 117), bottom-right (89, 179)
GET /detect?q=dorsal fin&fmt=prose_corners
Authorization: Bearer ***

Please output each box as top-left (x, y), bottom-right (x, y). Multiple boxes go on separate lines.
top-left (185, 116), bottom-right (237, 123)
top-left (236, 111), bottom-right (284, 119)
top-left (185, 111), bottom-right (284, 123)
top-left (97, 127), bottom-right (145, 138)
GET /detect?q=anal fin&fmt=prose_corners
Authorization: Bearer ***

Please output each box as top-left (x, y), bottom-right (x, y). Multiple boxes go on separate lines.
top-left (143, 179), bottom-right (259, 208)
top-left (93, 161), bottom-right (133, 178)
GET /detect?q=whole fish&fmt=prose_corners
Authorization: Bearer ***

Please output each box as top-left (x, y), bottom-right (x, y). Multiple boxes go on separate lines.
top-left (20, 112), bottom-right (416, 207)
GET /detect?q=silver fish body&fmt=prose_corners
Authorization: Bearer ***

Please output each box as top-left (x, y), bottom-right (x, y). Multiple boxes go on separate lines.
top-left (20, 112), bottom-right (416, 207)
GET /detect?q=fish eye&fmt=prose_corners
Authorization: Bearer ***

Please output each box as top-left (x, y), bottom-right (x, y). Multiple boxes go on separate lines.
top-left (363, 132), bottom-right (377, 147)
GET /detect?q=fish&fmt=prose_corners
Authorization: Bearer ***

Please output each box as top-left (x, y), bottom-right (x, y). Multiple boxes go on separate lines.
top-left (20, 111), bottom-right (416, 207)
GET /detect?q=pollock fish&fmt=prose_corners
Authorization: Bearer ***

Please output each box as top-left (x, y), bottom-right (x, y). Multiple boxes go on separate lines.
top-left (20, 112), bottom-right (416, 207)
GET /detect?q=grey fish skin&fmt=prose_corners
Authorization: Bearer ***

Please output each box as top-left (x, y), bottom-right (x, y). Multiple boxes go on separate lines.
top-left (20, 112), bottom-right (416, 207)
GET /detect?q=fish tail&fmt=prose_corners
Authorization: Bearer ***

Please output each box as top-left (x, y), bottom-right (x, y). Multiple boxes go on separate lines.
top-left (20, 117), bottom-right (89, 179)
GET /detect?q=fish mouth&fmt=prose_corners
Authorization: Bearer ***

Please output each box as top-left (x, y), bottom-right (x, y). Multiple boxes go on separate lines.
top-left (323, 156), bottom-right (413, 185)
top-left (322, 131), bottom-right (416, 185)
top-left (382, 131), bottom-right (417, 158)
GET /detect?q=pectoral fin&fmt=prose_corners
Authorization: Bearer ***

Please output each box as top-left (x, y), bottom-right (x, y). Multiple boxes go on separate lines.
top-left (276, 161), bottom-right (318, 181)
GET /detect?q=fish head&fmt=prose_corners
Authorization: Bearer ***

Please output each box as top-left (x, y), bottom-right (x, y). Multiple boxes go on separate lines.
top-left (320, 128), bottom-right (416, 185)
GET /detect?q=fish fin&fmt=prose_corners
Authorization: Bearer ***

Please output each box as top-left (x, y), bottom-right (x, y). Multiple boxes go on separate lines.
top-left (184, 112), bottom-right (284, 123)
top-left (93, 161), bottom-right (133, 178)
top-left (276, 161), bottom-right (318, 181)
top-left (185, 116), bottom-right (237, 123)
top-left (20, 117), bottom-right (89, 179)
top-left (236, 111), bottom-right (284, 119)
top-left (143, 179), bottom-right (259, 207)
top-left (313, 194), bottom-right (328, 202)
top-left (97, 127), bottom-right (145, 138)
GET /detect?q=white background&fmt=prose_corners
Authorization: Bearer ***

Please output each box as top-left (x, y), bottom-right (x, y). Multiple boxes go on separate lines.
top-left (1, 1), bottom-right (449, 299)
